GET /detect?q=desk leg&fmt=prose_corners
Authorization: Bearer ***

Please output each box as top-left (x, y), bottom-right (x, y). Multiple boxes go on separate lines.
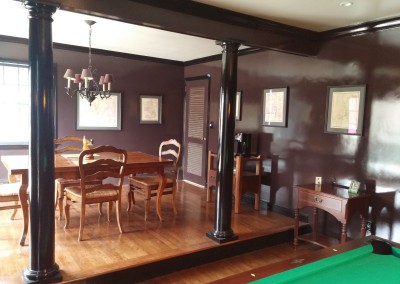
top-left (294, 208), bottom-right (299, 248)
top-left (313, 207), bottom-right (318, 234)
top-left (156, 172), bottom-right (166, 222)
top-left (360, 215), bottom-right (367, 237)
top-left (341, 223), bottom-right (347, 243)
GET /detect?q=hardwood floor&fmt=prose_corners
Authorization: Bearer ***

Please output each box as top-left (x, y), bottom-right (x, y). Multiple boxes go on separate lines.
top-left (0, 181), bottom-right (315, 283)
top-left (138, 241), bottom-right (321, 283)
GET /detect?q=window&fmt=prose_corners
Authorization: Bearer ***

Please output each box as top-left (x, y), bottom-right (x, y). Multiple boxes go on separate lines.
top-left (0, 61), bottom-right (30, 146)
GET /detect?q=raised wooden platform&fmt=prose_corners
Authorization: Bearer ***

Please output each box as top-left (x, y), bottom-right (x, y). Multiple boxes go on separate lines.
top-left (0, 181), bottom-right (309, 283)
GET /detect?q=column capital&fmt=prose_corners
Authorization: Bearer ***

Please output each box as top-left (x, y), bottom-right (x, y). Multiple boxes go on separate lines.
top-left (216, 40), bottom-right (241, 52)
top-left (23, 0), bottom-right (58, 19)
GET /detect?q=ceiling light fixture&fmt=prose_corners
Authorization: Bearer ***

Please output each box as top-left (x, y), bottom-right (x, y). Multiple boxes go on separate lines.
top-left (63, 20), bottom-right (113, 105)
top-left (339, 1), bottom-right (353, 7)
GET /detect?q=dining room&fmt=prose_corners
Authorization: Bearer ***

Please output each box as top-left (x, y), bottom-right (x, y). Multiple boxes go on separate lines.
top-left (2, 0), bottom-right (400, 283)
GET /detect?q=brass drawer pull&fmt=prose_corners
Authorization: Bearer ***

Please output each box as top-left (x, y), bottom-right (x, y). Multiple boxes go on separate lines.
top-left (314, 197), bottom-right (323, 203)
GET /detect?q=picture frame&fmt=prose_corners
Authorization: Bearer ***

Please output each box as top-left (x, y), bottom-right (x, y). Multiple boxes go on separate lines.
top-left (262, 87), bottom-right (288, 127)
top-left (76, 92), bottom-right (122, 130)
top-left (348, 180), bottom-right (361, 194)
top-left (140, 95), bottom-right (162, 124)
top-left (325, 85), bottom-right (366, 135)
top-left (235, 91), bottom-right (242, 121)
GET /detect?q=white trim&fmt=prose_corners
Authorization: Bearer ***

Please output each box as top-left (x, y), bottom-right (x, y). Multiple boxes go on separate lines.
top-left (182, 179), bottom-right (204, 189)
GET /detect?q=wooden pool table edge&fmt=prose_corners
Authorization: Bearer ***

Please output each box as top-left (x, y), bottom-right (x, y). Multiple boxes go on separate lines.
top-left (208, 236), bottom-right (399, 284)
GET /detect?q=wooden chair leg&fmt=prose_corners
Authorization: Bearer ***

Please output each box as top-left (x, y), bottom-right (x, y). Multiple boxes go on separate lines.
top-left (127, 189), bottom-right (134, 211)
top-left (144, 198), bottom-right (150, 221)
top-left (78, 204), bottom-right (85, 241)
top-left (234, 183), bottom-right (242, 214)
top-left (172, 185), bottom-right (177, 215)
top-left (107, 202), bottom-right (113, 222)
top-left (206, 186), bottom-right (212, 202)
top-left (64, 201), bottom-right (70, 229)
top-left (254, 192), bottom-right (260, 210)
top-left (57, 184), bottom-right (64, 220)
top-left (98, 203), bottom-right (103, 216)
top-left (54, 184), bottom-right (58, 208)
top-left (10, 202), bottom-right (18, 220)
top-left (234, 196), bottom-right (241, 214)
top-left (116, 199), bottom-right (123, 234)
top-left (19, 185), bottom-right (29, 246)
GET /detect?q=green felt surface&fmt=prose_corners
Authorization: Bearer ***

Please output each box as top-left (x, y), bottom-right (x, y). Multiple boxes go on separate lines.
top-left (252, 244), bottom-right (400, 284)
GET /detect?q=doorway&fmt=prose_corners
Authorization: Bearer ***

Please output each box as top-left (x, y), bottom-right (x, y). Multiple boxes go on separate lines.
top-left (182, 75), bottom-right (211, 187)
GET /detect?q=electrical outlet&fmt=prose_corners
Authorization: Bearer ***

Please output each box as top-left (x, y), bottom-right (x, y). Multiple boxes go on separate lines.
top-left (315, 177), bottom-right (322, 185)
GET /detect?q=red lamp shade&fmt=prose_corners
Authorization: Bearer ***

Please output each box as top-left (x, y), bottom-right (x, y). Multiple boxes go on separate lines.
top-left (103, 74), bottom-right (113, 83)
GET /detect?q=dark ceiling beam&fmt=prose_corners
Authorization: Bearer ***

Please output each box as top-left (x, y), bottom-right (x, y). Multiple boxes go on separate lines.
top-left (321, 16), bottom-right (400, 39)
top-left (38, 0), bottom-right (321, 56)
top-left (18, 0), bottom-right (400, 59)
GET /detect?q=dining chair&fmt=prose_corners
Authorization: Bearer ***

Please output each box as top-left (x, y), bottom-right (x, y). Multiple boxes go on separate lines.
top-left (128, 139), bottom-right (181, 221)
top-left (54, 135), bottom-right (100, 220)
top-left (206, 151), bottom-right (262, 213)
top-left (64, 145), bottom-right (127, 241)
top-left (233, 154), bottom-right (262, 213)
top-left (206, 151), bottom-right (217, 202)
top-left (0, 176), bottom-right (29, 246)
top-left (54, 135), bottom-right (86, 154)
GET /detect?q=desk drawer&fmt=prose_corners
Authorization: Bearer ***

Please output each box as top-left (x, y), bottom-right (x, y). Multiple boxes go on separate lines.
top-left (298, 190), bottom-right (342, 212)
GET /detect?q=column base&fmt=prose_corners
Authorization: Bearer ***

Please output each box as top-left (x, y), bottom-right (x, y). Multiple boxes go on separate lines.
top-left (206, 229), bottom-right (238, 244)
top-left (23, 263), bottom-right (62, 283)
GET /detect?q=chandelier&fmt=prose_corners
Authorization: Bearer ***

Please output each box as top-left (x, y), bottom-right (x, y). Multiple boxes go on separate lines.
top-left (63, 20), bottom-right (113, 105)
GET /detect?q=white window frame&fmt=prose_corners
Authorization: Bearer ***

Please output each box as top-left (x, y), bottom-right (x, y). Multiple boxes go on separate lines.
top-left (0, 60), bottom-right (30, 147)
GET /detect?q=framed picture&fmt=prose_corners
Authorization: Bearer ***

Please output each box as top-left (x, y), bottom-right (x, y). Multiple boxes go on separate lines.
top-left (235, 91), bottom-right (242, 121)
top-left (262, 87), bottom-right (288, 127)
top-left (349, 180), bottom-right (361, 194)
top-left (140, 95), bottom-right (162, 124)
top-left (325, 85), bottom-right (366, 135)
top-left (76, 92), bottom-right (122, 130)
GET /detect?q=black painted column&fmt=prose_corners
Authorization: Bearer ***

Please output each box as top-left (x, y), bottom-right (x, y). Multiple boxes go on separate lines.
top-left (207, 41), bottom-right (240, 243)
top-left (23, 1), bottom-right (61, 283)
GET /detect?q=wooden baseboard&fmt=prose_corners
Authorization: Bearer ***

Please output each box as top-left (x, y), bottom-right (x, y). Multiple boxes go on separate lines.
top-left (242, 194), bottom-right (309, 223)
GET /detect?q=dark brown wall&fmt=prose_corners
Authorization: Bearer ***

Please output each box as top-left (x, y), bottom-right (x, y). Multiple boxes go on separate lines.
top-left (54, 48), bottom-right (184, 153)
top-left (185, 29), bottom-right (400, 243)
top-left (0, 41), bottom-right (184, 179)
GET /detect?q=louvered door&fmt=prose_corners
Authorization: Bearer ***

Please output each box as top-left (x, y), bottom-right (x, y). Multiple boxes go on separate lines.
top-left (183, 76), bottom-right (210, 186)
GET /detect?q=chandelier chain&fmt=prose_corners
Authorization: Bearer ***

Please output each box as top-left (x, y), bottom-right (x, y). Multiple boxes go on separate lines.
top-left (88, 24), bottom-right (92, 70)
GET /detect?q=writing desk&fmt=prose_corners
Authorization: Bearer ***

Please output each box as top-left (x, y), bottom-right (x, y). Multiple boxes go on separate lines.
top-left (1, 151), bottom-right (173, 222)
top-left (294, 183), bottom-right (371, 248)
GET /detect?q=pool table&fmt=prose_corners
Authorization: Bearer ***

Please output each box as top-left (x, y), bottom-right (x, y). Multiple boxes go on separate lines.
top-left (210, 236), bottom-right (400, 284)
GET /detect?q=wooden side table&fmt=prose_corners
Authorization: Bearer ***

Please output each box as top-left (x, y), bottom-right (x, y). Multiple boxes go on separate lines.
top-left (294, 183), bottom-right (371, 248)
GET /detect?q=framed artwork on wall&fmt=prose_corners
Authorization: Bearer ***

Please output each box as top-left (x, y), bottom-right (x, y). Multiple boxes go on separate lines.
top-left (236, 91), bottom-right (242, 121)
top-left (140, 95), bottom-right (162, 124)
top-left (76, 92), bottom-right (122, 130)
top-left (325, 85), bottom-right (366, 135)
top-left (262, 87), bottom-right (289, 127)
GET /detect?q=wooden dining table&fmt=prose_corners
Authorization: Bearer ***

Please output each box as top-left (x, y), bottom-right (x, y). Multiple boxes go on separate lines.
top-left (1, 151), bottom-right (174, 222)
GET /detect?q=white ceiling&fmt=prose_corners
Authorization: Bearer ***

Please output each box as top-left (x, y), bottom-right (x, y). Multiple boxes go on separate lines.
top-left (1, 0), bottom-right (400, 62)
